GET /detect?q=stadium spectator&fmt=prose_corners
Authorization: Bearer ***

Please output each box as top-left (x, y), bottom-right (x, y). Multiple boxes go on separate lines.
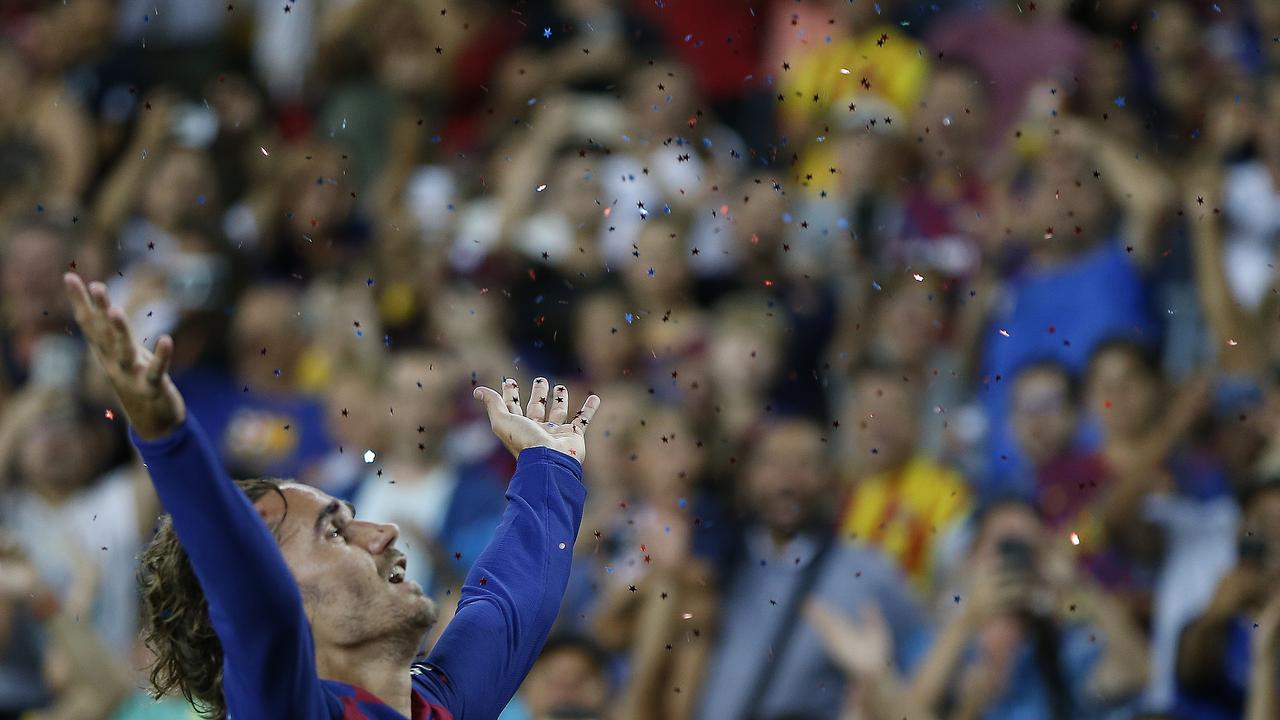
top-left (694, 417), bottom-right (926, 720)
top-left (1, 0), bottom-right (1279, 716)
top-left (1174, 477), bottom-right (1280, 719)
top-left (836, 362), bottom-right (971, 597)
top-left (913, 498), bottom-right (1150, 720)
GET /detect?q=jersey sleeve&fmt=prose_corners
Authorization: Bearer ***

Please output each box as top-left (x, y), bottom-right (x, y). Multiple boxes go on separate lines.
top-left (131, 415), bottom-right (330, 720)
top-left (417, 446), bottom-right (587, 719)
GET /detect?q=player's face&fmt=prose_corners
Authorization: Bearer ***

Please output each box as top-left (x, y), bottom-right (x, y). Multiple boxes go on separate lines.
top-left (253, 484), bottom-right (438, 648)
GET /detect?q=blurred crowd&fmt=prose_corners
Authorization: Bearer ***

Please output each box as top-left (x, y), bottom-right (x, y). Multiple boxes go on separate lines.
top-left (1, 0), bottom-right (1279, 719)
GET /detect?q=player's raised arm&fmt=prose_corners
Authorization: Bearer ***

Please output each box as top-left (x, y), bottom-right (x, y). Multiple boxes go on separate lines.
top-left (420, 377), bottom-right (600, 719)
top-left (63, 273), bottom-right (328, 719)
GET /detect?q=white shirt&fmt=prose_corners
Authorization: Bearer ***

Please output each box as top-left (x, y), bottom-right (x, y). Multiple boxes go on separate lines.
top-left (8, 468), bottom-right (143, 658)
top-left (351, 464), bottom-right (459, 592)
top-left (1142, 492), bottom-right (1240, 710)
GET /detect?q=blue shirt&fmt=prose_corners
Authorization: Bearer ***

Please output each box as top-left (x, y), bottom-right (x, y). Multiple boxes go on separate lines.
top-left (945, 623), bottom-right (1133, 720)
top-left (979, 625), bottom-right (1098, 720)
top-left (173, 367), bottom-right (334, 480)
top-left (132, 415), bottom-right (586, 720)
top-left (982, 241), bottom-right (1154, 493)
top-left (695, 531), bottom-right (929, 720)
top-left (1174, 615), bottom-right (1280, 720)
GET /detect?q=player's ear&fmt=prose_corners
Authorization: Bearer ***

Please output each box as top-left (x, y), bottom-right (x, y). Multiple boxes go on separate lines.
top-left (251, 489), bottom-right (289, 536)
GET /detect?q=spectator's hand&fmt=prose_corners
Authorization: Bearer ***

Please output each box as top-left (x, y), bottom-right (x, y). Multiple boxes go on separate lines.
top-left (0, 536), bottom-right (39, 600)
top-left (1254, 590), bottom-right (1280, 658)
top-left (1206, 565), bottom-right (1264, 620)
top-left (1133, 372), bottom-right (1213, 469)
top-left (962, 557), bottom-right (1032, 626)
top-left (1040, 541), bottom-right (1080, 596)
top-left (803, 599), bottom-right (893, 679)
top-left (62, 536), bottom-right (100, 620)
top-left (64, 273), bottom-right (186, 440)
top-left (531, 95), bottom-right (577, 142)
top-left (1182, 159), bottom-right (1223, 211)
top-left (1203, 92), bottom-right (1256, 159)
top-left (955, 661), bottom-right (1004, 719)
top-left (1050, 114), bottom-right (1095, 154)
top-left (133, 92), bottom-right (176, 150)
top-left (473, 377), bottom-right (601, 464)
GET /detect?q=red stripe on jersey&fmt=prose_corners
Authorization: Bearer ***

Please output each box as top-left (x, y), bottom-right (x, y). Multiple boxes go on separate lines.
top-left (340, 696), bottom-right (366, 720)
top-left (412, 689), bottom-right (453, 720)
top-left (338, 688), bottom-right (452, 720)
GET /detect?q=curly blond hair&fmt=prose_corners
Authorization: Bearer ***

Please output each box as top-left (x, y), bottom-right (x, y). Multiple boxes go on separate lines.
top-left (137, 479), bottom-right (287, 719)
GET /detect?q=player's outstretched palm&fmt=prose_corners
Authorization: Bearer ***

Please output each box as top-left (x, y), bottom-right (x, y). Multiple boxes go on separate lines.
top-left (64, 273), bottom-right (185, 440)
top-left (473, 377), bottom-right (600, 464)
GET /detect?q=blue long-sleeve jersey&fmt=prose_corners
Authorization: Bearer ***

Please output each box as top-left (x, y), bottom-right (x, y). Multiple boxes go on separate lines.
top-left (132, 414), bottom-right (586, 720)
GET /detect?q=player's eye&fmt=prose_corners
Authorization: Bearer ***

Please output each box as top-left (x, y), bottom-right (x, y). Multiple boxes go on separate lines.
top-left (328, 526), bottom-right (346, 542)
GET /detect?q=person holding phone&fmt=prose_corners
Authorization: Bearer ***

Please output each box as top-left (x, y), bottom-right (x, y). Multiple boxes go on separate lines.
top-left (910, 498), bottom-right (1150, 720)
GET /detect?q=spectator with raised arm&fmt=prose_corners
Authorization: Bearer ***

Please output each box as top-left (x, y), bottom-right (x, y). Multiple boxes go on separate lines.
top-left (913, 498), bottom-right (1150, 720)
top-left (0, 531), bottom-right (132, 720)
top-left (695, 416), bottom-right (926, 720)
top-left (979, 113), bottom-right (1173, 491)
top-left (1174, 477), bottom-right (1280, 719)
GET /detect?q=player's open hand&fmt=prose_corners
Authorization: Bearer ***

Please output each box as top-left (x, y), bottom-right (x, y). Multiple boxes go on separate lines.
top-left (473, 377), bottom-right (600, 464)
top-left (64, 273), bottom-right (185, 440)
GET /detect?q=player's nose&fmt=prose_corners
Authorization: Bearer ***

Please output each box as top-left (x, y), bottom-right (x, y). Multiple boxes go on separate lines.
top-left (355, 520), bottom-right (400, 555)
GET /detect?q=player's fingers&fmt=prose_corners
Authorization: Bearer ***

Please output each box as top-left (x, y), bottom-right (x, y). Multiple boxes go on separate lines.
top-left (106, 307), bottom-right (139, 371)
top-left (571, 394), bottom-right (600, 435)
top-left (63, 273), bottom-right (94, 327)
top-left (146, 335), bottom-right (174, 386)
top-left (472, 386), bottom-right (506, 422)
top-left (85, 282), bottom-right (117, 338)
top-left (88, 281), bottom-right (111, 311)
top-left (548, 385), bottom-right (569, 424)
top-left (502, 378), bottom-right (523, 416)
top-left (526, 377), bottom-right (549, 422)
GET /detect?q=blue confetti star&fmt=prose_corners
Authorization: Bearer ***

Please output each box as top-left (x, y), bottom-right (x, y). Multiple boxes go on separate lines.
top-left (543, 27), bottom-right (552, 38)
top-left (1114, 96), bottom-right (1126, 108)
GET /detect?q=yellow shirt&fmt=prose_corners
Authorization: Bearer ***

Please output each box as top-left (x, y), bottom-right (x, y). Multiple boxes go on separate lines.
top-left (840, 456), bottom-right (970, 594)
top-left (778, 24), bottom-right (930, 130)
top-left (779, 25), bottom-right (930, 195)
